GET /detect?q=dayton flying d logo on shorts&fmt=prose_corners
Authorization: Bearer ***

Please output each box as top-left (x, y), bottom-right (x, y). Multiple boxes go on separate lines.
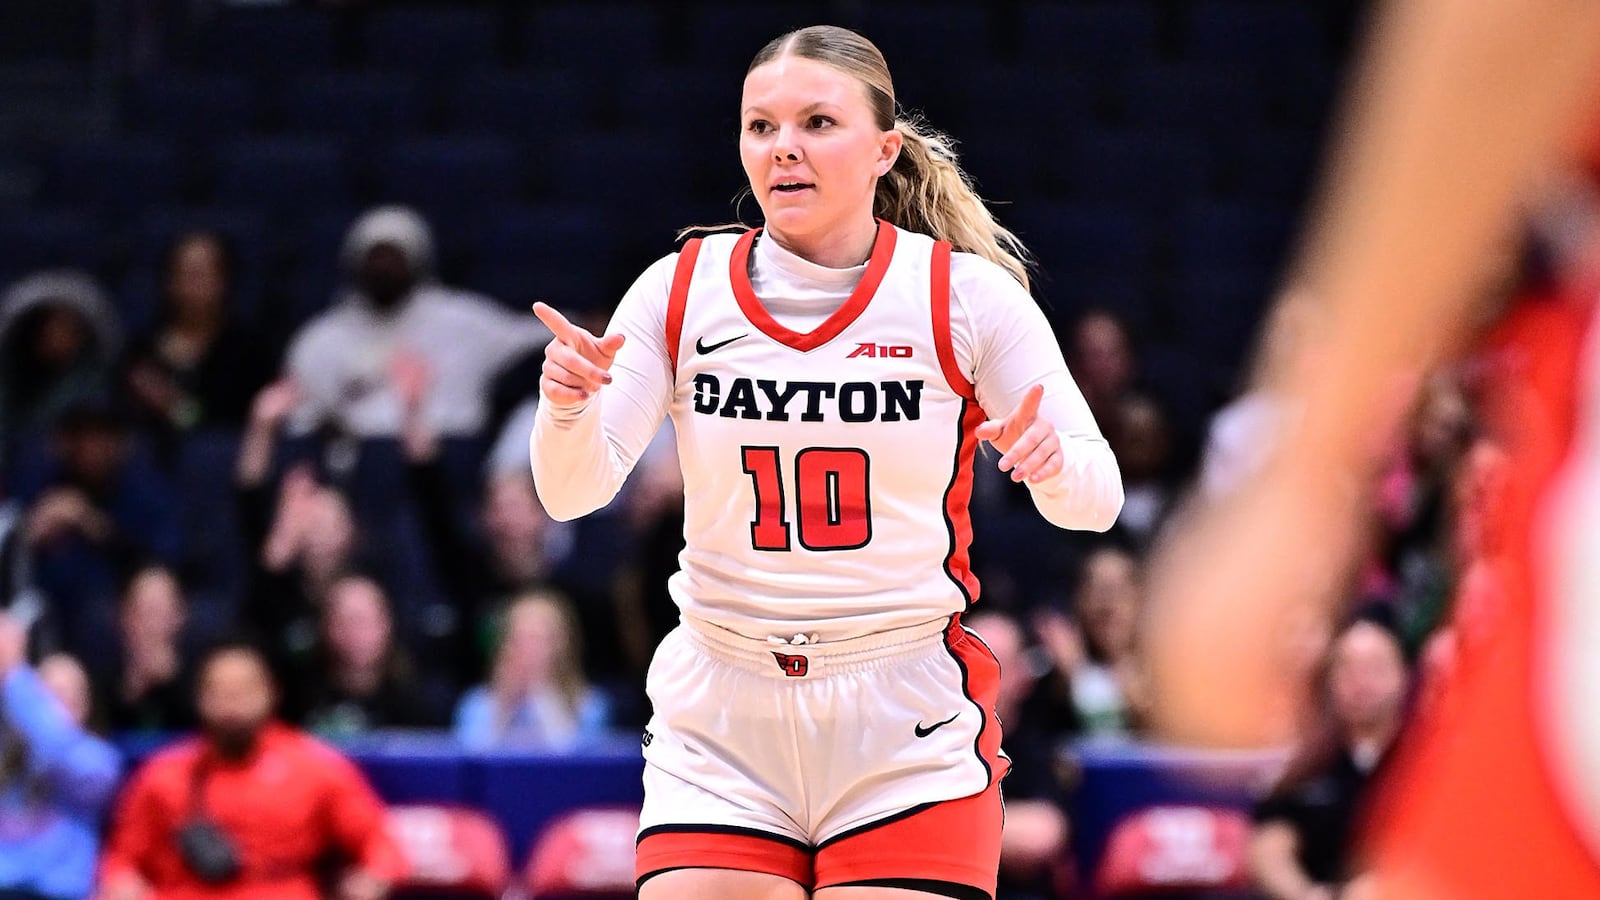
top-left (771, 651), bottom-right (809, 677)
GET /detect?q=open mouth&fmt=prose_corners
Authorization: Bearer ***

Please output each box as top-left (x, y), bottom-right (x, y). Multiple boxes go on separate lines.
top-left (773, 182), bottom-right (814, 193)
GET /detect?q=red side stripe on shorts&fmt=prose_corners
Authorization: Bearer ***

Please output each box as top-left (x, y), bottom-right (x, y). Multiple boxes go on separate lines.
top-left (665, 238), bottom-right (703, 375)
top-left (636, 825), bottom-right (812, 887)
top-left (946, 617), bottom-right (1008, 786)
top-left (812, 781), bottom-right (1003, 893)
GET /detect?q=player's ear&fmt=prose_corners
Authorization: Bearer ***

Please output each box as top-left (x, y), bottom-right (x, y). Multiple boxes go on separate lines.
top-left (877, 126), bottom-right (903, 177)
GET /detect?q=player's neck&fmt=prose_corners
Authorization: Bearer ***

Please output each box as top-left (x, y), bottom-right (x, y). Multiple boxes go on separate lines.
top-left (765, 217), bottom-right (878, 270)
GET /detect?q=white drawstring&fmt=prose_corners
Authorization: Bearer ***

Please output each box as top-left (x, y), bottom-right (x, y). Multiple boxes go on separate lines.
top-left (766, 633), bottom-right (820, 646)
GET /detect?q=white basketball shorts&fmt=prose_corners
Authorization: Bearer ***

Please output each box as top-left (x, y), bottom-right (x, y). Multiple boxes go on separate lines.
top-left (635, 614), bottom-right (1008, 896)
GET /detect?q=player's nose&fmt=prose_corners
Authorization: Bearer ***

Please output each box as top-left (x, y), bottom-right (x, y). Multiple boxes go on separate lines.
top-left (772, 125), bottom-right (802, 163)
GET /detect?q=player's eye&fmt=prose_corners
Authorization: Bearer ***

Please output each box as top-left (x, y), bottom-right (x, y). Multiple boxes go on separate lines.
top-left (808, 115), bottom-right (835, 129)
top-left (746, 119), bottom-right (771, 135)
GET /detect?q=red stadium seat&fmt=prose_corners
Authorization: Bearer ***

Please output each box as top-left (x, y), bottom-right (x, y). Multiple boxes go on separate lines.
top-left (523, 806), bottom-right (640, 899)
top-left (386, 804), bottom-right (512, 899)
top-left (1094, 805), bottom-right (1252, 897)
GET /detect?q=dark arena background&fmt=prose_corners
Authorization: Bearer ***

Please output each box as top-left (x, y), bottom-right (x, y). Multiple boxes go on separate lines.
top-left (0, 3), bottom-right (1476, 899)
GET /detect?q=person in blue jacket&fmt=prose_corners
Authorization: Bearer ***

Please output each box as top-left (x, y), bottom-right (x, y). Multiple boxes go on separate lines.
top-left (0, 610), bottom-right (121, 900)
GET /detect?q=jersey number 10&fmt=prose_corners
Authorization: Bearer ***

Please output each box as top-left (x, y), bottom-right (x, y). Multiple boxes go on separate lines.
top-left (740, 446), bottom-right (872, 551)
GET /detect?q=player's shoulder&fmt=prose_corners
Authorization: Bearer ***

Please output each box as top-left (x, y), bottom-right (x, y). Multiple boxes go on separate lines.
top-left (948, 250), bottom-right (1026, 292)
top-left (884, 222), bottom-right (1022, 289)
top-left (673, 228), bottom-right (746, 269)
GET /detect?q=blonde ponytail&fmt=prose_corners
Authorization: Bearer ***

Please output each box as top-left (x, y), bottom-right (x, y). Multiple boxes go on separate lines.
top-left (879, 116), bottom-right (1033, 289)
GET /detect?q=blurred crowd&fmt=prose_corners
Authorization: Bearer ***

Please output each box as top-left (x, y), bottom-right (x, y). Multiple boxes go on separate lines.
top-left (0, 190), bottom-right (1522, 898)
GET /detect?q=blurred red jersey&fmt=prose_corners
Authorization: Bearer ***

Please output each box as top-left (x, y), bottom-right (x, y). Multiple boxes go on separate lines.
top-left (1365, 280), bottom-right (1600, 897)
top-left (99, 723), bottom-right (408, 900)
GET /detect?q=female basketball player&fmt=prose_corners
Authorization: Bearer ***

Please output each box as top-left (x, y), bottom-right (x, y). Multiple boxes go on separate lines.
top-left (530, 26), bottom-right (1122, 900)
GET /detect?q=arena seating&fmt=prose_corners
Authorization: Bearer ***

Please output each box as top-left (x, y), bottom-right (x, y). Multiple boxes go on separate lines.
top-left (0, 1), bottom-right (1340, 378)
top-left (7, 3), bottom-right (1349, 891)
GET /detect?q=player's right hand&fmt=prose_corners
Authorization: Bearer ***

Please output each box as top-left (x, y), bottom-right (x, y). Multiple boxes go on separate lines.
top-left (533, 302), bottom-right (625, 407)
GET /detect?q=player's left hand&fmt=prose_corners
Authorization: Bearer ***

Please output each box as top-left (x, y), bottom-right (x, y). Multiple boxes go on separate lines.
top-left (976, 384), bottom-right (1061, 484)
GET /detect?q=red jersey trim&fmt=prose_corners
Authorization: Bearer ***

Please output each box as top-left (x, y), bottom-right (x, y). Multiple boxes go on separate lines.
top-left (728, 220), bottom-right (897, 353)
top-left (665, 238), bottom-right (703, 374)
top-left (929, 240), bottom-right (976, 400)
top-left (941, 401), bottom-right (986, 607)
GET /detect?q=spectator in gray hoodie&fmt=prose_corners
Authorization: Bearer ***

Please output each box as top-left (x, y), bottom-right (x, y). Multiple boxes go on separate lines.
top-left (283, 206), bottom-right (549, 441)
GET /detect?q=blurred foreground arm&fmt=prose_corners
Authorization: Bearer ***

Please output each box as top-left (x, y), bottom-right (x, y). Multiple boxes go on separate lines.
top-left (1146, 0), bottom-right (1600, 747)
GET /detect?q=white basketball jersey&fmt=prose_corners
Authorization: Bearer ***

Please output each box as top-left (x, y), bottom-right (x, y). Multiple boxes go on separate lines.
top-left (663, 222), bottom-right (984, 640)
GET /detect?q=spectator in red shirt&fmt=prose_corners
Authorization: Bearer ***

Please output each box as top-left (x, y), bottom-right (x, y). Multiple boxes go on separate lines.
top-left (97, 641), bottom-right (407, 900)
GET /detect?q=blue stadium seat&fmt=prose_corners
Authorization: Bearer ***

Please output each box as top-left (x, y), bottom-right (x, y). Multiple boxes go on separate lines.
top-left (197, 8), bottom-right (337, 75)
top-left (1264, 61), bottom-right (1340, 130)
top-left (542, 131), bottom-right (694, 211)
top-left (133, 207), bottom-right (269, 266)
top-left (614, 68), bottom-right (737, 138)
top-left (467, 205), bottom-right (620, 311)
top-left (685, 3), bottom-right (830, 74)
top-left (1064, 129), bottom-right (1211, 212)
top-left (466, 264), bottom-right (610, 315)
top-left (174, 429), bottom-right (247, 604)
top-left (374, 137), bottom-right (523, 218)
top-left (114, 267), bottom-right (165, 339)
top-left (955, 139), bottom-right (1039, 204)
top-left (213, 137), bottom-right (349, 218)
top-left (449, 71), bottom-right (595, 140)
top-left (954, 65), bottom-right (1098, 145)
top-left (365, 8), bottom-right (501, 73)
top-left (125, 74), bottom-right (261, 139)
top-left (47, 138), bottom-right (183, 215)
top-left (1047, 274), bottom-right (1153, 337)
top-left (526, 4), bottom-right (662, 72)
top-left (1220, 129), bottom-right (1321, 204)
top-left (476, 205), bottom-right (613, 271)
top-left (285, 207), bottom-right (384, 326)
top-left (0, 209), bottom-right (103, 279)
top-left (1186, 1), bottom-right (1327, 72)
top-left (1124, 65), bottom-right (1258, 135)
top-left (1169, 266), bottom-right (1278, 370)
top-left (1017, 2), bottom-right (1158, 71)
top-left (1006, 203), bottom-right (1152, 280)
top-left (1140, 340), bottom-right (1230, 439)
top-left (856, 5), bottom-right (992, 92)
top-left (281, 72), bottom-right (426, 143)
top-left (330, 439), bottom-right (451, 653)
top-left (1173, 201), bottom-right (1294, 274)
top-left (287, 264), bottom-right (342, 329)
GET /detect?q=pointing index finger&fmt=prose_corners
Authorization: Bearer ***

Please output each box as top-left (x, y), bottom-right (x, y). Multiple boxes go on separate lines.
top-left (533, 302), bottom-right (587, 345)
top-left (1012, 384), bottom-right (1044, 428)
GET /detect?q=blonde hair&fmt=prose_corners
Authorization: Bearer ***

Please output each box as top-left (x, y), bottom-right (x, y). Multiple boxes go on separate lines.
top-left (720, 25), bottom-right (1033, 287)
